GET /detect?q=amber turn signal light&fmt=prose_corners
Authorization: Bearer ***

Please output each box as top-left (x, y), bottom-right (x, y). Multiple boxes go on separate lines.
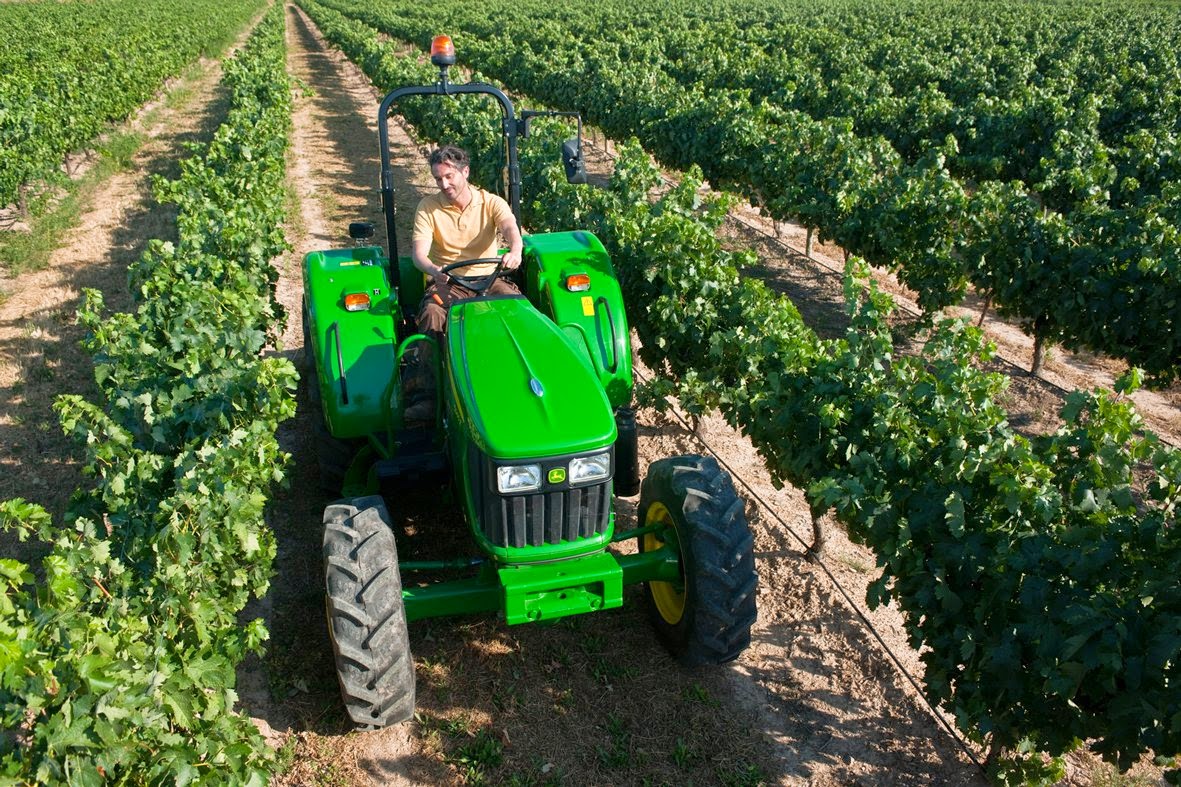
top-left (343, 293), bottom-right (371, 312)
top-left (565, 274), bottom-right (591, 292)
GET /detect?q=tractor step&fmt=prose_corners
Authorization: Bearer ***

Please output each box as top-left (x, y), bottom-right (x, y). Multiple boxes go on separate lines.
top-left (375, 430), bottom-right (448, 487)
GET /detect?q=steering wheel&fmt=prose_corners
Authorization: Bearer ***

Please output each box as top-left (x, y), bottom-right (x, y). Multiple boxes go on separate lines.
top-left (439, 256), bottom-right (508, 293)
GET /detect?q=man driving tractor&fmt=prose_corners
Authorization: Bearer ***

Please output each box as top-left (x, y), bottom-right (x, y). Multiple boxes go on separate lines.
top-left (404, 144), bottom-right (524, 423)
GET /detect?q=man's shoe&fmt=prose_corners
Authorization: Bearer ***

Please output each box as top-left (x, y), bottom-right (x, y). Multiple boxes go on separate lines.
top-left (403, 367), bottom-right (435, 396)
top-left (402, 398), bottom-right (435, 426)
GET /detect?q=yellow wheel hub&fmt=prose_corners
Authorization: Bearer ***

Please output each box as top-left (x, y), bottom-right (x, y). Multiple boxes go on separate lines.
top-left (643, 502), bottom-right (685, 625)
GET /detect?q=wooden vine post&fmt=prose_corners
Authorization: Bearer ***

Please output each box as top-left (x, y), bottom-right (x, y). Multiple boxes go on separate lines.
top-left (1030, 317), bottom-right (1048, 376)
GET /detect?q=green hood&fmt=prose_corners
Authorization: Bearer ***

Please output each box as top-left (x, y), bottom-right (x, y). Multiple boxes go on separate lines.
top-left (448, 297), bottom-right (616, 459)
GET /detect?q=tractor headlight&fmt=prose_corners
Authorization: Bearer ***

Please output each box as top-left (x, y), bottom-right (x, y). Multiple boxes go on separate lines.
top-left (497, 464), bottom-right (542, 493)
top-left (569, 452), bottom-right (611, 485)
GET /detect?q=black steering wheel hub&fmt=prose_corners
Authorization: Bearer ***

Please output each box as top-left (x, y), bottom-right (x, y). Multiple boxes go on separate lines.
top-left (440, 256), bottom-right (507, 293)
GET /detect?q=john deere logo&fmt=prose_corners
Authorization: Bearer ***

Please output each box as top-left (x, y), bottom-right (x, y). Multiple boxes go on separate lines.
top-left (548, 468), bottom-right (566, 484)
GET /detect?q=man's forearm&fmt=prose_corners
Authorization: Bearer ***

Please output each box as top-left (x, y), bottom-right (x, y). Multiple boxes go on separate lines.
top-left (411, 242), bottom-right (441, 276)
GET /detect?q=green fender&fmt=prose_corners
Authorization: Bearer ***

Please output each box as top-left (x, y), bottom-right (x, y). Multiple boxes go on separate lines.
top-left (303, 246), bottom-right (399, 439)
top-left (523, 231), bottom-right (634, 408)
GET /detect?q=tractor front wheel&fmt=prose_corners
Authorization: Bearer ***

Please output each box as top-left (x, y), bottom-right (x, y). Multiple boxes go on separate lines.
top-left (638, 455), bottom-right (757, 665)
top-left (323, 496), bottom-right (415, 728)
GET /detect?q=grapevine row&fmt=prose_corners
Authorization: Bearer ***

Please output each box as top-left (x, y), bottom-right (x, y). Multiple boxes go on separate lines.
top-left (317, 0), bottom-right (1181, 384)
top-left (0, 6), bottom-right (292, 782)
top-left (0, 0), bottom-right (264, 211)
top-left (297, 2), bottom-right (1180, 779)
top-left (570, 2), bottom-right (1181, 208)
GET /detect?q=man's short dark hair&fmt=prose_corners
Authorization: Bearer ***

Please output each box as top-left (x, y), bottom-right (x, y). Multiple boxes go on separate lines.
top-left (429, 144), bottom-right (469, 169)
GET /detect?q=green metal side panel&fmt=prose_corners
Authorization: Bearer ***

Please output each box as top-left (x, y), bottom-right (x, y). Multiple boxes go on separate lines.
top-left (303, 246), bottom-right (399, 439)
top-left (447, 297), bottom-right (616, 459)
top-left (523, 231), bottom-right (633, 408)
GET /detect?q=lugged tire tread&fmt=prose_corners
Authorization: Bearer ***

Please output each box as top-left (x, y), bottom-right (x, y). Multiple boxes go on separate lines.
top-left (323, 497), bottom-right (415, 728)
top-left (639, 455), bottom-right (758, 666)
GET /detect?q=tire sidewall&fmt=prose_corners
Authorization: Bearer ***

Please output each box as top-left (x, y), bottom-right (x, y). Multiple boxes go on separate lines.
top-left (638, 455), bottom-right (756, 666)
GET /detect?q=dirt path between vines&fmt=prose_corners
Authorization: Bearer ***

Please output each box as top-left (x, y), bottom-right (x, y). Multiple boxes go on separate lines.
top-left (0, 34), bottom-right (247, 565)
top-left (713, 204), bottom-right (1181, 446)
top-left (259, 8), bottom-right (993, 785)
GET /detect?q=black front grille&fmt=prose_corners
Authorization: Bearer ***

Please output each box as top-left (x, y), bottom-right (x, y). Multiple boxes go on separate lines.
top-left (484, 483), bottom-right (611, 548)
top-left (472, 445), bottom-right (613, 548)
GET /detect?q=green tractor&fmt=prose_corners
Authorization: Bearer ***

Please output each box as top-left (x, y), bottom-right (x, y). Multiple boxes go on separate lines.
top-left (302, 37), bottom-right (757, 728)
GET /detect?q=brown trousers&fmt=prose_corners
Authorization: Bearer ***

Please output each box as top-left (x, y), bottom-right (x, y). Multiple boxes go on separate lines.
top-left (416, 277), bottom-right (522, 335)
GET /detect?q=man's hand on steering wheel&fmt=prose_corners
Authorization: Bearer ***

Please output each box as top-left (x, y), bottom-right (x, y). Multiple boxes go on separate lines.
top-left (500, 249), bottom-right (522, 271)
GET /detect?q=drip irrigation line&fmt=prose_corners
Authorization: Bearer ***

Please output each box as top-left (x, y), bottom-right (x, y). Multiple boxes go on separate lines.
top-left (633, 367), bottom-right (987, 774)
top-left (585, 136), bottom-right (1177, 450)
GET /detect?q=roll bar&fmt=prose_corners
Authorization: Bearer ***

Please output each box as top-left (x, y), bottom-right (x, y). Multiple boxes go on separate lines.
top-left (376, 76), bottom-right (522, 293)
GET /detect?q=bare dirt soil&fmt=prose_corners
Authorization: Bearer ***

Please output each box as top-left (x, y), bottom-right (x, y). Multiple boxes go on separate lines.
top-left (3, 4), bottom-right (1173, 785)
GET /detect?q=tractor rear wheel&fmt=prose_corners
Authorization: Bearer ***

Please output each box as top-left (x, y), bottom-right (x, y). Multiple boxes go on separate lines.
top-left (323, 496), bottom-right (415, 728)
top-left (313, 417), bottom-right (354, 493)
top-left (638, 455), bottom-right (757, 665)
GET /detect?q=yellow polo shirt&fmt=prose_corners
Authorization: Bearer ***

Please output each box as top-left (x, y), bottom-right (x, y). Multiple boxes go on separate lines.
top-left (412, 186), bottom-right (514, 275)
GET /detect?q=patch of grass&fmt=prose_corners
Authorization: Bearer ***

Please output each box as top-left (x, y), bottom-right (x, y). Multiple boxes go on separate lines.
top-left (589, 655), bottom-right (638, 685)
top-left (596, 712), bottom-right (632, 769)
top-left (837, 553), bottom-right (873, 573)
top-left (671, 737), bottom-right (696, 768)
top-left (442, 713), bottom-right (477, 737)
top-left (681, 682), bottom-right (720, 707)
top-left (161, 77), bottom-right (199, 114)
top-left (292, 76), bottom-right (317, 100)
top-left (283, 173), bottom-right (306, 247)
top-left (491, 680), bottom-right (523, 712)
top-left (540, 640), bottom-right (574, 671)
top-left (415, 711), bottom-right (445, 757)
top-left (314, 187), bottom-right (341, 225)
top-left (417, 654), bottom-right (454, 701)
top-left (311, 761), bottom-right (349, 787)
top-left (550, 686), bottom-right (574, 714)
top-left (96, 131), bottom-right (142, 170)
top-left (501, 757), bottom-right (563, 787)
top-left (445, 728), bottom-right (504, 786)
top-left (579, 628), bottom-right (637, 684)
top-left (273, 734), bottom-right (299, 775)
top-left (28, 364), bottom-right (54, 383)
